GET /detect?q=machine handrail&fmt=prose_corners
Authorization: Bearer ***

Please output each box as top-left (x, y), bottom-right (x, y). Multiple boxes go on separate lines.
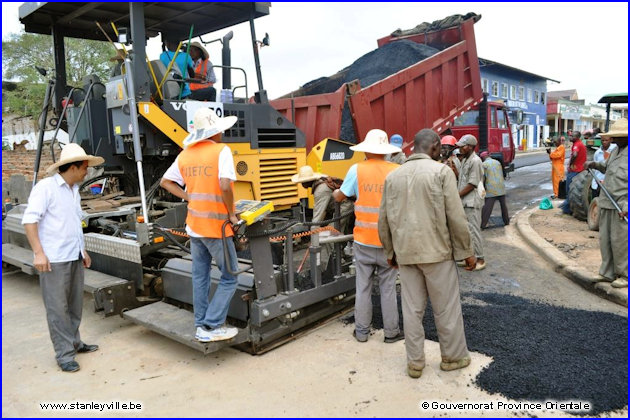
top-left (50, 86), bottom-right (86, 162)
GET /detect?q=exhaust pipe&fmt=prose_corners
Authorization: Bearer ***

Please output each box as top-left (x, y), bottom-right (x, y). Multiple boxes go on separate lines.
top-left (222, 31), bottom-right (233, 91)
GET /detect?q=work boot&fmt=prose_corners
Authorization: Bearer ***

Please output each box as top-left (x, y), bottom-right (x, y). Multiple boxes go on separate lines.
top-left (592, 275), bottom-right (613, 283)
top-left (353, 330), bottom-right (368, 343)
top-left (611, 278), bottom-right (628, 288)
top-left (384, 331), bottom-right (404, 343)
top-left (76, 343), bottom-right (99, 353)
top-left (440, 356), bottom-right (471, 372)
top-left (59, 361), bottom-right (80, 373)
top-left (407, 365), bottom-right (423, 379)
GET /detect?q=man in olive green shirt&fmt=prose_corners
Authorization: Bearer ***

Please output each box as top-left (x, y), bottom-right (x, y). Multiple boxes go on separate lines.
top-left (587, 118), bottom-right (628, 288)
top-left (378, 128), bottom-right (476, 379)
top-left (456, 134), bottom-right (485, 271)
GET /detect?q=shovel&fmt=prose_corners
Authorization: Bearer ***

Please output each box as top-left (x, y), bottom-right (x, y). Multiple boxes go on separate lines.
top-left (588, 168), bottom-right (628, 223)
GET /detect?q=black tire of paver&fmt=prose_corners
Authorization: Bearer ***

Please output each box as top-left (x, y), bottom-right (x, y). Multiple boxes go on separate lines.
top-left (569, 171), bottom-right (593, 221)
top-left (587, 196), bottom-right (600, 231)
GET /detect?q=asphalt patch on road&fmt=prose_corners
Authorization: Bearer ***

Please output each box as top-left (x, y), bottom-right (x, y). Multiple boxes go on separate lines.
top-left (347, 291), bottom-right (627, 415)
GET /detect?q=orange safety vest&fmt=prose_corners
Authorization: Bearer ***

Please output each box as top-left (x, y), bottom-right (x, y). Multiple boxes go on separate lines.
top-left (190, 59), bottom-right (209, 91)
top-left (178, 141), bottom-right (233, 238)
top-left (354, 160), bottom-right (399, 247)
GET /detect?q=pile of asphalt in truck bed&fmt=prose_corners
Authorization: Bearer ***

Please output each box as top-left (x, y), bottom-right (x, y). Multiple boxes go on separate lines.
top-left (350, 292), bottom-right (627, 415)
top-left (288, 40), bottom-right (440, 143)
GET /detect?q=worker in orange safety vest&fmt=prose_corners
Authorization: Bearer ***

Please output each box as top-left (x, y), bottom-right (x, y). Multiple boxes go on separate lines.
top-left (160, 107), bottom-right (240, 343)
top-left (333, 129), bottom-right (404, 344)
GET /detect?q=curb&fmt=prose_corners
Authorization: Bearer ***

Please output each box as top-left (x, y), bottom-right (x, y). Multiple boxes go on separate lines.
top-left (515, 207), bottom-right (628, 307)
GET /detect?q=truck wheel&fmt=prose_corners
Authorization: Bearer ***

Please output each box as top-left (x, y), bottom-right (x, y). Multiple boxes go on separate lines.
top-left (587, 197), bottom-right (600, 231)
top-left (568, 171), bottom-right (593, 221)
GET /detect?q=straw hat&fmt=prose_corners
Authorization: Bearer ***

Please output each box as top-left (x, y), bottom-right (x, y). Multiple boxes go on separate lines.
top-left (110, 49), bottom-right (126, 62)
top-left (46, 143), bottom-right (104, 175)
top-left (190, 42), bottom-right (209, 60)
top-left (183, 108), bottom-right (238, 148)
top-left (350, 129), bottom-right (401, 155)
top-left (601, 118), bottom-right (628, 139)
top-left (291, 165), bottom-right (326, 183)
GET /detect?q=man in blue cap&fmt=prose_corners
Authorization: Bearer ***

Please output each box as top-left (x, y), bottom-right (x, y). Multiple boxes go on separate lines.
top-left (386, 134), bottom-right (407, 165)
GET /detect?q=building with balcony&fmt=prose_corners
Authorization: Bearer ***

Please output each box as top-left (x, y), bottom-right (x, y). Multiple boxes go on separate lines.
top-left (546, 90), bottom-right (623, 137)
top-left (479, 58), bottom-right (558, 149)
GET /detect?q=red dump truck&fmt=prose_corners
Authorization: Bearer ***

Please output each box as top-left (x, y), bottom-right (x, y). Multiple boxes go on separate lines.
top-left (270, 14), bottom-right (515, 174)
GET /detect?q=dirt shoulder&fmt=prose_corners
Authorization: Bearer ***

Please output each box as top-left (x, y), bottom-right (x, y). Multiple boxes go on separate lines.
top-left (528, 206), bottom-right (602, 276)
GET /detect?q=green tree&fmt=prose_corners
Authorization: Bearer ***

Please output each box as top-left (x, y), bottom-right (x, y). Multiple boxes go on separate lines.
top-left (2, 32), bottom-right (114, 119)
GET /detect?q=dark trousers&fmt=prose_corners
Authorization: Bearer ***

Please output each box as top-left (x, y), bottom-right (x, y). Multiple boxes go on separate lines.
top-left (189, 86), bottom-right (216, 101)
top-left (40, 259), bottom-right (85, 365)
top-left (481, 195), bottom-right (509, 228)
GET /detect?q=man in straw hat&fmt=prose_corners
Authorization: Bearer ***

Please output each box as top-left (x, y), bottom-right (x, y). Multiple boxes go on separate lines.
top-left (455, 134), bottom-right (486, 271)
top-left (587, 118), bottom-right (628, 288)
top-left (291, 166), bottom-right (352, 233)
top-left (160, 107), bottom-right (241, 342)
top-left (22, 143), bottom-right (104, 372)
top-left (333, 129), bottom-right (404, 344)
top-left (189, 41), bottom-right (217, 101)
top-left (378, 128), bottom-right (475, 378)
top-left (291, 165), bottom-right (353, 271)
top-left (109, 48), bottom-right (126, 77)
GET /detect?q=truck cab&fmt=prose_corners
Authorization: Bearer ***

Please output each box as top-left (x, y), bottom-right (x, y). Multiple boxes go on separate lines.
top-left (451, 96), bottom-right (516, 174)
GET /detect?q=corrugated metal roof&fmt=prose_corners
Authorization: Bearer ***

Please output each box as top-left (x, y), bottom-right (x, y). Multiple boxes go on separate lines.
top-left (479, 57), bottom-right (560, 83)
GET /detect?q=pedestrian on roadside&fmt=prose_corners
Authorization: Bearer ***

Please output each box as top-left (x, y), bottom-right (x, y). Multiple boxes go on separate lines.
top-left (22, 143), bottom-right (104, 373)
top-left (160, 107), bottom-right (241, 343)
top-left (386, 134), bottom-right (407, 164)
top-left (590, 134), bottom-right (617, 198)
top-left (455, 134), bottom-right (486, 270)
top-left (547, 136), bottom-right (566, 198)
top-left (560, 131), bottom-right (587, 214)
top-left (378, 128), bottom-right (475, 378)
top-left (333, 129), bottom-right (403, 344)
top-left (440, 135), bottom-right (460, 178)
top-left (479, 151), bottom-right (510, 228)
top-left (587, 118), bottom-right (628, 288)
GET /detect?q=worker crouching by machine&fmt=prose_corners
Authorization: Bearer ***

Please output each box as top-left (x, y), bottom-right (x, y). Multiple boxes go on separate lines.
top-left (291, 166), bottom-right (354, 271)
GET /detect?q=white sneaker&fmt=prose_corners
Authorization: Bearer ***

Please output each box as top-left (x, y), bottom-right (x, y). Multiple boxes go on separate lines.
top-left (208, 326), bottom-right (238, 342)
top-left (195, 326), bottom-right (213, 343)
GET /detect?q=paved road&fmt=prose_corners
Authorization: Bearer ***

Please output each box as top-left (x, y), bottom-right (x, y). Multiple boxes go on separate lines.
top-left (513, 151), bottom-right (549, 168)
top-left (2, 157), bottom-right (627, 417)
